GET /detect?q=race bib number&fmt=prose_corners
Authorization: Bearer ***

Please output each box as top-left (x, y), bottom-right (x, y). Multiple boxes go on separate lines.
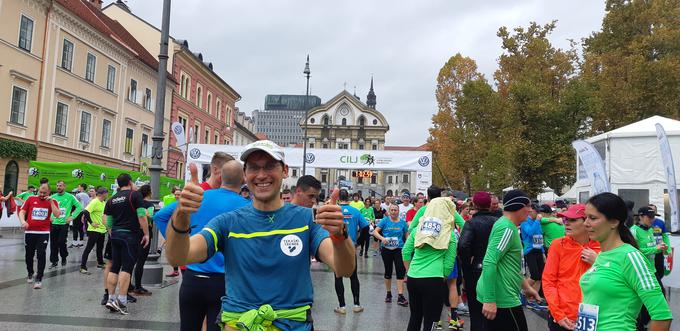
top-left (31, 208), bottom-right (48, 221)
top-left (56, 208), bottom-right (66, 218)
top-left (385, 237), bottom-right (399, 249)
top-left (654, 233), bottom-right (663, 245)
top-left (576, 303), bottom-right (599, 331)
top-left (532, 234), bottom-right (544, 249)
top-left (420, 217), bottom-right (442, 238)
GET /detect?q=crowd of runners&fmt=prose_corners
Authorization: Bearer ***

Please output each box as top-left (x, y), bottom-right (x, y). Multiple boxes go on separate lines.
top-left (7, 139), bottom-right (675, 331)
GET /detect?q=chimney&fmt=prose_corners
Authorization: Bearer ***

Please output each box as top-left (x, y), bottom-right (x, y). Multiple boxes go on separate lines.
top-left (87, 0), bottom-right (103, 10)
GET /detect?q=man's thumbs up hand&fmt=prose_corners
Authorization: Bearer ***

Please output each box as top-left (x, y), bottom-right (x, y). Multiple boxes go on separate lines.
top-left (177, 163), bottom-right (204, 215)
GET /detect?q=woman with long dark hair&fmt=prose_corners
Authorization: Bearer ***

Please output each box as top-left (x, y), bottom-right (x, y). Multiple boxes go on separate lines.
top-left (580, 192), bottom-right (671, 331)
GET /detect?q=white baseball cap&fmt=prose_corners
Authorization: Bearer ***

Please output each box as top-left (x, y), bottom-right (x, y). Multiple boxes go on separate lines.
top-left (240, 140), bottom-right (285, 163)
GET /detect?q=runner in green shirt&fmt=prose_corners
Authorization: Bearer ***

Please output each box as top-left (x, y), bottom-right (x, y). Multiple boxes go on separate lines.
top-left (477, 190), bottom-right (540, 331)
top-left (538, 204), bottom-right (565, 252)
top-left (631, 207), bottom-right (668, 270)
top-left (16, 186), bottom-right (36, 203)
top-left (80, 187), bottom-right (109, 273)
top-left (580, 193), bottom-right (671, 331)
top-left (49, 180), bottom-right (82, 268)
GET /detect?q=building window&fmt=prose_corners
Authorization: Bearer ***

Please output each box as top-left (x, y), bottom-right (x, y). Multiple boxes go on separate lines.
top-left (101, 119), bottom-right (111, 148)
top-left (180, 74), bottom-right (186, 98)
top-left (3, 161), bottom-right (19, 195)
top-left (309, 143), bottom-right (314, 148)
top-left (214, 132), bottom-right (219, 145)
top-left (338, 143), bottom-right (349, 149)
top-left (292, 169), bottom-right (298, 177)
top-left (359, 116), bottom-right (365, 126)
top-left (194, 124), bottom-right (199, 143)
top-left (145, 88), bottom-right (152, 110)
top-left (373, 119), bottom-right (378, 125)
top-left (204, 128), bottom-right (209, 144)
top-left (78, 112), bottom-right (91, 143)
top-left (141, 133), bottom-right (149, 157)
top-left (54, 102), bottom-right (68, 136)
top-left (178, 116), bottom-right (187, 135)
top-left (125, 128), bottom-right (134, 154)
top-left (388, 176), bottom-right (393, 184)
top-left (403, 174), bottom-right (409, 183)
top-left (216, 100), bottom-right (222, 119)
top-left (341, 118), bottom-right (347, 126)
top-left (371, 175), bottom-right (377, 184)
top-left (358, 144), bottom-right (364, 150)
top-left (310, 118), bottom-right (315, 124)
top-left (372, 144), bottom-right (378, 150)
top-left (323, 115), bottom-right (329, 126)
top-left (207, 93), bottom-right (212, 114)
top-left (106, 65), bottom-right (116, 92)
top-left (322, 143), bottom-right (328, 149)
top-left (10, 86), bottom-right (27, 125)
top-left (177, 161), bottom-right (184, 179)
top-left (196, 86), bottom-right (202, 108)
top-left (18, 15), bottom-right (33, 52)
top-left (129, 79), bottom-right (137, 102)
top-left (85, 53), bottom-right (96, 82)
top-left (61, 39), bottom-right (74, 71)
top-left (321, 173), bottom-right (327, 182)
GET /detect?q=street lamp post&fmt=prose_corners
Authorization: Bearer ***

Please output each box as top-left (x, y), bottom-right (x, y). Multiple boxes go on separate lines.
top-left (144, 0), bottom-right (171, 288)
top-left (302, 55), bottom-right (311, 175)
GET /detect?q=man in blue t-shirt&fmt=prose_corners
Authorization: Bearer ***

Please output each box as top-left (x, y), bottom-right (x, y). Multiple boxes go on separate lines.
top-left (520, 204), bottom-right (545, 297)
top-left (156, 160), bottom-right (249, 331)
top-left (334, 189), bottom-right (369, 315)
top-left (165, 140), bottom-right (356, 331)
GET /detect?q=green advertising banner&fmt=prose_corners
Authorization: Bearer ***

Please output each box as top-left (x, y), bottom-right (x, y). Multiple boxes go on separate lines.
top-left (27, 161), bottom-right (183, 197)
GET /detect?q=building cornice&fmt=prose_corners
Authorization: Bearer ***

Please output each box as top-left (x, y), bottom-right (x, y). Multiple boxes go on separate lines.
top-left (176, 48), bottom-right (240, 101)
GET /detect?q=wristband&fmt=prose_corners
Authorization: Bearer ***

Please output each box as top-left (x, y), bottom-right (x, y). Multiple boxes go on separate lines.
top-left (171, 220), bottom-right (191, 234)
top-left (329, 223), bottom-right (348, 242)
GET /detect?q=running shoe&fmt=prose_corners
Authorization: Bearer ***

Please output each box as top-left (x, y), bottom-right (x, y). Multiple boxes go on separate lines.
top-left (101, 293), bottom-right (109, 306)
top-left (105, 299), bottom-right (117, 312)
top-left (48, 263), bottom-right (58, 269)
top-left (27, 275), bottom-right (33, 284)
top-left (397, 294), bottom-right (409, 307)
top-left (133, 287), bottom-right (152, 296)
top-left (456, 303), bottom-right (469, 315)
top-left (385, 292), bottom-right (392, 303)
top-left (165, 270), bottom-right (180, 277)
top-left (68, 243), bottom-right (75, 248)
top-left (333, 306), bottom-right (347, 314)
top-left (449, 318), bottom-right (464, 330)
top-left (33, 281), bottom-right (42, 289)
top-left (352, 305), bottom-right (364, 313)
top-left (96, 263), bottom-right (106, 269)
top-left (61, 260), bottom-right (67, 267)
top-left (127, 294), bottom-right (137, 303)
top-left (358, 251), bottom-right (363, 257)
top-left (79, 268), bottom-right (90, 275)
top-left (113, 300), bottom-right (129, 315)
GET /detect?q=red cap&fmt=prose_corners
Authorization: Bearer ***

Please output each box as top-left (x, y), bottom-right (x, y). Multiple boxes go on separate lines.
top-left (557, 204), bottom-right (586, 219)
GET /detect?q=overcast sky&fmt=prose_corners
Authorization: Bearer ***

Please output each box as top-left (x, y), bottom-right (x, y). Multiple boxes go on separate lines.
top-left (106, 0), bottom-right (606, 146)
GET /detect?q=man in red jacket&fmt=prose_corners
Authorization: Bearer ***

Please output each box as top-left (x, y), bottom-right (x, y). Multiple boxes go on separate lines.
top-left (19, 183), bottom-right (61, 289)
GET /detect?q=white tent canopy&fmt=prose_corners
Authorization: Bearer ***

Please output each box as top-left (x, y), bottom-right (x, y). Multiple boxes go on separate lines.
top-left (566, 115), bottom-right (680, 221)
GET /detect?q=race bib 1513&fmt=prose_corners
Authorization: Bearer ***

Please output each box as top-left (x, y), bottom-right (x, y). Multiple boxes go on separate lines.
top-left (576, 303), bottom-right (599, 331)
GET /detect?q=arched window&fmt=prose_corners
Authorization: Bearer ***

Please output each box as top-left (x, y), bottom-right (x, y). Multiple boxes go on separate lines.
top-left (3, 161), bottom-right (18, 195)
top-left (322, 115), bottom-right (329, 126)
top-left (185, 77), bottom-right (191, 98)
top-left (216, 100), bottom-right (222, 119)
top-left (180, 75), bottom-right (186, 97)
top-left (341, 118), bottom-right (347, 126)
top-left (359, 116), bottom-right (365, 127)
top-left (196, 86), bottom-right (202, 108)
top-left (207, 93), bottom-right (212, 114)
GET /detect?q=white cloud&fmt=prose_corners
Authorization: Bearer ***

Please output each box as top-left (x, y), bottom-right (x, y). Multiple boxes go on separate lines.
top-left (109, 0), bottom-right (605, 145)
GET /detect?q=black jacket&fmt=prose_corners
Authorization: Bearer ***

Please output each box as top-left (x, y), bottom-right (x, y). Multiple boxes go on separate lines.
top-left (458, 210), bottom-right (498, 272)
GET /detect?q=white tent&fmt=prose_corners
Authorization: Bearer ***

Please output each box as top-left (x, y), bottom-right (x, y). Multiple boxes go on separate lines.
top-left (564, 115), bottom-right (680, 220)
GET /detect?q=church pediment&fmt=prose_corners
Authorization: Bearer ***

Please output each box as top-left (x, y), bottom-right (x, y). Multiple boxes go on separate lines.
top-left (302, 90), bottom-right (389, 128)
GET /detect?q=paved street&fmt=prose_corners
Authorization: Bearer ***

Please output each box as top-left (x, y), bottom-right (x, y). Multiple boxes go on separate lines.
top-left (0, 229), bottom-right (554, 331)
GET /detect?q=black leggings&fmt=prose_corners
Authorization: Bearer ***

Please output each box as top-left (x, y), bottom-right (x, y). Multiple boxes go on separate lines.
top-left (407, 277), bottom-right (446, 331)
top-left (81, 231), bottom-right (105, 268)
top-left (381, 248), bottom-right (406, 279)
top-left (334, 257), bottom-right (360, 306)
top-left (357, 227), bottom-right (370, 255)
top-left (25, 233), bottom-right (49, 281)
top-left (462, 268), bottom-right (486, 331)
top-left (133, 238), bottom-right (151, 288)
top-left (72, 213), bottom-right (85, 241)
top-left (179, 269), bottom-right (225, 331)
top-left (485, 305), bottom-right (528, 331)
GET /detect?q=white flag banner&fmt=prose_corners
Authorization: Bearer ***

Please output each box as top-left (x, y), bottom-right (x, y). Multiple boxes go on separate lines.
top-left (572, 140), bottom-right (610, 195)
top-left (171, 122), bottom-right (187, 155)
top-left (655, 123), bottom-right (679, 232)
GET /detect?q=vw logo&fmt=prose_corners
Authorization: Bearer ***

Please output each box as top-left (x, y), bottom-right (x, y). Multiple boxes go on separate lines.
top-left (173, 125), bottom-right (183, 135)
top-left (189, 148), bottom-right (201, 159)
top-left (305, 153), bottom-right (315, 164)
top-left (418, 156), bottom-right (430, 167)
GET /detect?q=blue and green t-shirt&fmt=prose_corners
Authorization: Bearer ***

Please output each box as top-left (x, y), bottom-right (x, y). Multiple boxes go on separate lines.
top-left (199, 203), bottom-right (328, 331)
top-left (339, 203), bottom-right (369, 245)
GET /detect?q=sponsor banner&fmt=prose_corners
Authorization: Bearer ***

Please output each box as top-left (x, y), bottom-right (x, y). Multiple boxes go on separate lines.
top-left (171, 122), bottom-right (187, 155)
top-left (185, 144), bottom-right (433, 186)
top-left (416, 171), bottom-right (432, 194)
top-left (28, 161), bottom-right (183, 197)
top-left (656, 123), bottom-right (679, 232)
top-left (572, 140), bottom-right (610, 195)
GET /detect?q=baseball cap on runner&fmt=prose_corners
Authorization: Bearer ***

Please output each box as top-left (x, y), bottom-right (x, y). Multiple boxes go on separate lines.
top-left (557, 204), bottom-right (586, 219)
top-left (240, 140), bottom-right (285, 163)
top-left (637, 206), bottom-right (660, 217)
